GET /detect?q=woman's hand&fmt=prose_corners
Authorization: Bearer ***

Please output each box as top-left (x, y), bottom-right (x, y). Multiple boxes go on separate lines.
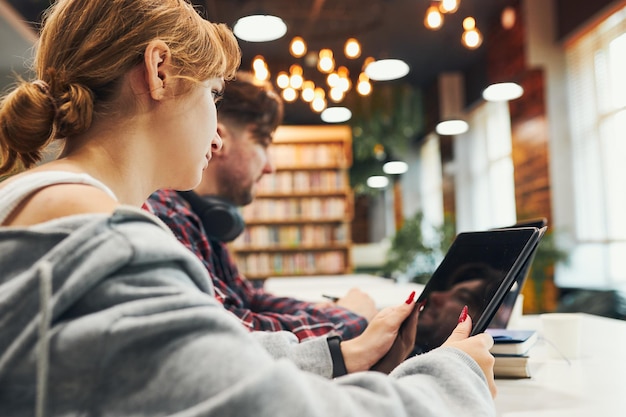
top-left (340, 292), bottom-right (418, 373)
top-left (370, 296), bottom-right (421, 374)
top-left (442, 307), bottom-right (497, 398)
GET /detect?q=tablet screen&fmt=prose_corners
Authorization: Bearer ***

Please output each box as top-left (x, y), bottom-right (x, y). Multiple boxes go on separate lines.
top-left (413, 228), bottom-right (538, 354)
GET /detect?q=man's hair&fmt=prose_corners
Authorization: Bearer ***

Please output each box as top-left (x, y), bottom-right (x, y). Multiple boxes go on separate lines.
top-left (218, 71), bottom-right (284, 141)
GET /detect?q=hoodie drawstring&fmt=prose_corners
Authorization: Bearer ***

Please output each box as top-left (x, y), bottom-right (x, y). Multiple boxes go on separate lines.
top-left (36, 261), bottom-right (53, 417)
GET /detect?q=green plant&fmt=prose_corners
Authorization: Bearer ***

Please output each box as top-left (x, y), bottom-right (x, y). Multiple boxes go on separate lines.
top-left (527, 229), bottom-right (570, 311)
top-left (347, 83), bottom-right (424, 195)
top-left (380, 211), bottom-right (454, 283)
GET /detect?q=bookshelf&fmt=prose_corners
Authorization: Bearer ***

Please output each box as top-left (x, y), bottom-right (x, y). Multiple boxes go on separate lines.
top-left (231, 125), bottom-right (354, 280)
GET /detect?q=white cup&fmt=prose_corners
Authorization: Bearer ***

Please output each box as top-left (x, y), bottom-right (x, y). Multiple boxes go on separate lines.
top-left (540, 313), bottom-right (582, 360)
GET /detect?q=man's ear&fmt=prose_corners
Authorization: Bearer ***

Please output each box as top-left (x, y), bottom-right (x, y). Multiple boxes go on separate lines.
top-left (216, 122), bottom-right (230, 154)
top-left (144, 40), bottom-right (173, 101)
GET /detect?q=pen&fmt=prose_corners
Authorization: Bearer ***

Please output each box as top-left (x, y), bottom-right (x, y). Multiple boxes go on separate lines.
top-left (322, 294), bottom-right (340, 302)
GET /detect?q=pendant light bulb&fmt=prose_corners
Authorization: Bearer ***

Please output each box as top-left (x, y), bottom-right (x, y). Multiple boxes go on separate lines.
top-left (357, 73), bottom-right (372, 96)
top-left (290, 36), bottom-right (307, 58)
top-left (424, 3), bottom-right (444, 30)
top-left (461, 17), bottom-right (482, 49)
top-left (344, 38), bottom-right (361, 59)
top-left (439, 0), bottom-right (460, 14)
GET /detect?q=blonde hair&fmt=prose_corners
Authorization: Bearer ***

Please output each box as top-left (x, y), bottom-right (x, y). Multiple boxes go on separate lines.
top-left (0, 0), bottom-right (240, 175)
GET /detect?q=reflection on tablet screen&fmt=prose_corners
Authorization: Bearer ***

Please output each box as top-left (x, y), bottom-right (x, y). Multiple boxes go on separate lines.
top-left (413, 229), bottom-right (537, 354)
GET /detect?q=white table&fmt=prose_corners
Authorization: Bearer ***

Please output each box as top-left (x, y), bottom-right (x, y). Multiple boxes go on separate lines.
top-left (264, 274), bottom-right (425, 309)
top-left (495, 313), bottom-right (626, 416)
top-left (264, 274), bottom-right (626, 416)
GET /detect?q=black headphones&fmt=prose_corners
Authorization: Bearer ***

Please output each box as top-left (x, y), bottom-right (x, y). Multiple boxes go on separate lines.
top-left (176, 191), bottom-right (245, 242)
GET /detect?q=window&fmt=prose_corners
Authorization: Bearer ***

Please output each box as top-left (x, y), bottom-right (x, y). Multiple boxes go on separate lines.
top-left (565, 6), bottom-right (626, 287)
top-left (419, 133), bottom-right (444, 229)
top-left (453, 101), bottom-right (517, 233)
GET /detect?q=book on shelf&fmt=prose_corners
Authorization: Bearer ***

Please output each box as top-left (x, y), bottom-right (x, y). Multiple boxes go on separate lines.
top-left (493, 354), bottom-right (531, 379)
top-left (486, 329), bottom-right (538, 355)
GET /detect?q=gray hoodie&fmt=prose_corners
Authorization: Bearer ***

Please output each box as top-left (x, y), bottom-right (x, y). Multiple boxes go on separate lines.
top-left (0, 174), bottom-right (495, 417)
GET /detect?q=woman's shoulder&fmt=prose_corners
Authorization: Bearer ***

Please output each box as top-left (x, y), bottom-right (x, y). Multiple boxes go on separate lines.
top-left (0, 169), bottom-right (118, 226)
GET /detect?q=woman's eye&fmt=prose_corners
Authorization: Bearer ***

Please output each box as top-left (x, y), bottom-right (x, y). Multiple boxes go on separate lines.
top-left (212, 90), bottom-right (224, 108)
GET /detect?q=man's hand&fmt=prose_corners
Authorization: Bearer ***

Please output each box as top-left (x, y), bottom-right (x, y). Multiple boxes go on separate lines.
top-left (335, 287), bottom-right (378, 321)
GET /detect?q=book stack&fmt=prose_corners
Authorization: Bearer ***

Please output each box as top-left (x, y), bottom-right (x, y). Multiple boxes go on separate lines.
top-left (486, 329), bottom-right (538, 379)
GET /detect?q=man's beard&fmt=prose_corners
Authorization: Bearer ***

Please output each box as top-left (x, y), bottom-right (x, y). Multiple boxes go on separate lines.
top-left (217, 178), bottom-right (254, 207)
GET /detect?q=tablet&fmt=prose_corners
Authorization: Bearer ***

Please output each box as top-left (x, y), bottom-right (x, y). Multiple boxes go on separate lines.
top-left (488, 218), bottom-right (548, 329)
top-left (413, 227), bottom-right (544, 354)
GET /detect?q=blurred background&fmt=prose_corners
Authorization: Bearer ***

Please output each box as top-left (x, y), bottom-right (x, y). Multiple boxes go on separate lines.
top-left (1, 0), bottom-right (625, 316)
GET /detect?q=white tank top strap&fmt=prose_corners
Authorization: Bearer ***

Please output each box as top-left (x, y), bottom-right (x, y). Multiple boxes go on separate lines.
top-left (0, 171), bottom-right (117, 224)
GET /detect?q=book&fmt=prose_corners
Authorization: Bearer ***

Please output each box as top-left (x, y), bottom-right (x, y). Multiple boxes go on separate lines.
top-left (486, 329), bottom-right (538, 355)
top-left (493, 354), bottom-right (531, 378)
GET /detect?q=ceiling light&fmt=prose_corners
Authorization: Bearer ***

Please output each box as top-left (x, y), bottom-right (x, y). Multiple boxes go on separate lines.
top-left (321, 107), bottom-right (352, 123)
top-left (383, 160), bottom-right (409, 175)
top-left (276, 71), bottom-right (289, 89)
top-left (357, 73), bottom-right (372, 96)
top-left (318, 49), bottom-right (335, 73)
top-left (367, 175), bottom-right (389, 189)
top-left (436, 119), bottom-right (469, 135)
top-left (233, 15), bottom-right (287, 42)
top-left (365, 59), bottom-right (409, 81)
top-left (301, 81), bottom-right (315, 102)
top-left (501, 6), bottom-right (516, 30)
top-left (329, 87), bottom-right (345, 102)
top-left (461, 17), bottom-right (483, 49)
top-left (327, 72), bottom-right (340, 88)
top-left (252, 55), bottom-right (269, 81)
top-left (344, 38), bottom-right (361, 59)
top-left (282, 87), bottom-right (297, 102)
top-left (311, 97), bottom-right (327, 113)
top-left (311, 89), bottom-right (327, 113)
top-left (289, 64), bottom-right (303, 89)
top-left (424, 3), bottom-right (444, 30)
top-left (482, 82), bottom-right (524, 101)
top-left (290, 36), bottom-right (307, 57)
top-left (439, 0), bottom-right (460, 14)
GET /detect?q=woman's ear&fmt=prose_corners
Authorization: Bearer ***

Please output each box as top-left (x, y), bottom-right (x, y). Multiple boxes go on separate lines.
top-left (144, 40), bottom-right (173, 101)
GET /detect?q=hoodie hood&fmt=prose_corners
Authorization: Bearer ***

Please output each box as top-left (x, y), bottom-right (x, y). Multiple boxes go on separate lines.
top-left (0, 207), bottom-right (214, 414)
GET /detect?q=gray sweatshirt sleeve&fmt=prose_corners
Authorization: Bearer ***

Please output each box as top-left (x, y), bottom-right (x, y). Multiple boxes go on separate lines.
top-left (55, 281), bottom-right (495, 417)
top-left (251, 331), bottom-right (334, 378)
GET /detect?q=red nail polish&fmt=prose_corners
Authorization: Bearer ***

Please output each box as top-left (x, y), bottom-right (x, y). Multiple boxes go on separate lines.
top-left (405, 291), bottom-right (416, 304)
top-left (458, 305), bottom-right (468, 323)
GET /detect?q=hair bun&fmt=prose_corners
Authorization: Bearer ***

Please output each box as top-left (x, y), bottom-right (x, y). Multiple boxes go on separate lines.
top-left (55, 83), bottom-right (94, 138)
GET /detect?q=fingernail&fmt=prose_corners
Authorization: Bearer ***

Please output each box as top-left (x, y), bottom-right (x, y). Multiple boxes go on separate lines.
top-left (458, 305), bottom-right (468, 323)
top-left (405, 291), bottom-right (416, 304)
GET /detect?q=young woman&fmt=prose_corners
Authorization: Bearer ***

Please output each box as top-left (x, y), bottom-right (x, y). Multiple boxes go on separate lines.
top-left (0, 1), bottom-right (496, 416)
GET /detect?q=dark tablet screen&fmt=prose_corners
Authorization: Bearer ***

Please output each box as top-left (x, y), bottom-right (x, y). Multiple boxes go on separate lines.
top-left (413, 228), bottom-right (539, 354)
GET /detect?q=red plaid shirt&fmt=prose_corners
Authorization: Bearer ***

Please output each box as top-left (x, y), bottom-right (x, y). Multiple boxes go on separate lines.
top-left (145, 189), bottom-right (368, 341)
